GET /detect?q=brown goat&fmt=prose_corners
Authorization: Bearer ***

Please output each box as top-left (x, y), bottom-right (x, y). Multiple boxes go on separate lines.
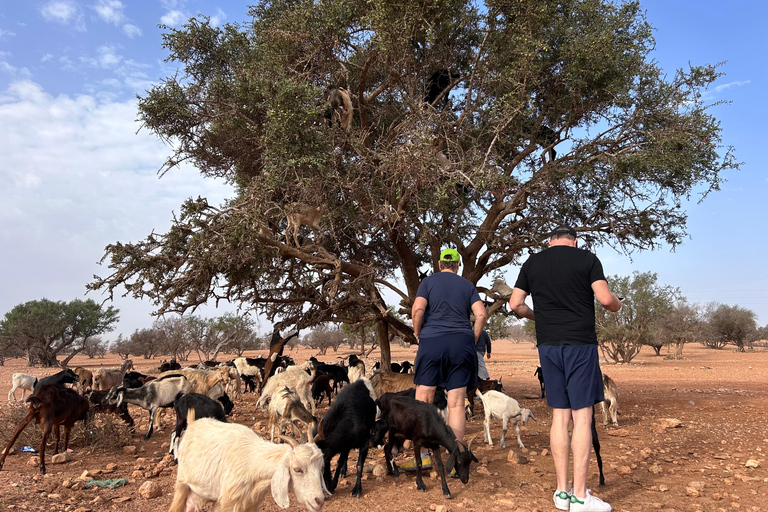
top-left (284, 203), bottom-right (326, 246)
top-left (0, 384), bottom-right (90, 474)
top-left (73, 367), bottom-right (93, 393)
top-left (370, 372), bottom-right (415, 399)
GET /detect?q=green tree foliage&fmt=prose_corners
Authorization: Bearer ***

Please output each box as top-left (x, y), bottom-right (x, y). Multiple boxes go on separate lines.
top-left (486, 313), bottom-right (514, 341)
top-left (89, 0), bottom-right (736, 365)
top-left (0, 298), bottom-right (119, 367)
top-left (596, 271), bottom-right (679, 363)
top-left (303, 324), bottom-right (346, 355)
top-left (650, 301), bottom-right (701, 358)
top-left (703, 303), bottom-right (757, 352)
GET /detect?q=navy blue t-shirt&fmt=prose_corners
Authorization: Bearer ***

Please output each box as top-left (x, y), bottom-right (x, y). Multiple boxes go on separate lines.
top-left (416, 272), bottom-right (482, 338)
top-left (514, 245), bottom-right (606, 346)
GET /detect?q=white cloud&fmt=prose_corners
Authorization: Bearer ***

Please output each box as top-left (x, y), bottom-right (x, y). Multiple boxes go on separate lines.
top-left (713, 80), bottom-right (751, 93)
top-left (0, 60), bottom-right (32, 78)
top-left (41, 53), bottom-right (55, 62)
top-left (0, 28), bottom-right (16, 39)
top-left (40, 0), bottom-right (86, 31)
top-left (0, 79), bottom-right (234, 336)
top-left (161, 9), bottom-right (185, 26)
top-left (93, 0), bottom-right (125, 24)
top-left (209, 7), bottom-right (226, 27)
top-left (122, 23), bottom-right (142, 38)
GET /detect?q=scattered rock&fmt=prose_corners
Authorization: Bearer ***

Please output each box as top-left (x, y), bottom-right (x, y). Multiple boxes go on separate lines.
top-left (372, 464), bottom-right (387, 477)
top-left (541, 449), bottom-right (549, 456)
top-left (73, 508), bottom-right (92, 512)
top-left (47, 493), bottom-right (61, 499)
top-left (429, 470), bottom-right (438, 480)
top-left (362, 464), bottom-right (374, 474)
top-left (640, 448), bottom-right (652, 459)
top-left (131, 470), bottom-right (144, 479)
top-left (508, 450), bottom-right (529, 464)
top-left (745, 459), bottom-right (761, 468)
top-left (658, 485), bottom-right (669, 492)
top-left (649, 464), bottom-right (663, 474)
top-left (61, 479), bottom-right (73, 488)
top-left (1, 447), bottom-right (15, 456)
top-left (477, 466), bottom-right (491, 475)
top-left (138, 481), bottom-right (162, 499)
top-left (90, 496), bottom-right (108, 504)
top-left (606, 428), bottom-right (630, 437)
top-left (51, 453), bottom-right (71, 464)
top-left (654, 418), bottom-right (682, 434)
top-left (616, 466), bottom-right (632, 475)
top-left (105, 462), bottom-right (118, 471)
top-left (113, 497), bottom-right (132, 503)
top-left (28, 457), bottom-right (40, 467)
top-left (123, 446), bottom-right (137, 456)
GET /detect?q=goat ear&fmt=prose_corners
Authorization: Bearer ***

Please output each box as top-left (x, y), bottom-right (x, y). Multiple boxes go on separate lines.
top-left (446, 449), bottom-right (457, 473)
top-left (528, 410), bottom-right (537, 422)
top-left (270, 454), bottom-right (292, 509)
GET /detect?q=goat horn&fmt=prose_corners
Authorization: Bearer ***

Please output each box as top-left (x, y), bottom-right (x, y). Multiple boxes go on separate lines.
top-left (467, 435), bottom-right (477, 451)
top-left (312, 419), bottom-right (324, 443)
top-left (279, 435), bottom-right (299, 447)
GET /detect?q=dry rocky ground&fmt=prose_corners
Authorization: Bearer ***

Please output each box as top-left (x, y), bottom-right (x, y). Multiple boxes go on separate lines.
top-left (0, 341), bottom-right (765, 512)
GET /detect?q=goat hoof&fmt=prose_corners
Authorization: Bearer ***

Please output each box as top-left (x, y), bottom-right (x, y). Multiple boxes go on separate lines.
top-left (444, 492), bottom-right (452, 499)
top-left (350, 488), bottom-right (362, 498)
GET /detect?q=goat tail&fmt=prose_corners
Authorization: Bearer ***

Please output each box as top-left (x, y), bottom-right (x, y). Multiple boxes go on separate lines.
top-left (186, 408), bottom-right (196, 425)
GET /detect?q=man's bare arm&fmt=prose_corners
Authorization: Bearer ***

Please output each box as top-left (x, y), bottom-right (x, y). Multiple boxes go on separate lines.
top-left (592, 280), bottom-right (622, 312)
top-left (509, 287), bottom-right (535, 321)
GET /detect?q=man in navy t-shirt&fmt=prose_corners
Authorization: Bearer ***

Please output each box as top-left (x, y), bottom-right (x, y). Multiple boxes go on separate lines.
top-left (509, 225), bottom-right (621, 512)
top-left (412, 248), bottom-right (487, 445)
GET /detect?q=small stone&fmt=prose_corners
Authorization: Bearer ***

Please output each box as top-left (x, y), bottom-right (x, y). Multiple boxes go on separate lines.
top-left (71, 481), bottom-right (83, 491)
top-left (640, 448), bottom-right (652, 458)
top-left (73, 508), bottom-right (92, 512)
top-left (372, 464), bottom-right (387, 477)
top-left (123, 446), bottom-right (137, 455)
top-left (47, 493), bottom-right (61, 499)
top-left (51, 453), bottom-right (70, 464)
top-left (429, 470), bottom-right (438, 480)
top-left (649, 464), bottom-right (663, 474)
top-left (540, 449), bottom-right (549, 456)
top-left (429, 504), bottom-right (437, 511)
top-left (61, 479), bottom-right (73, 488)
top-left (687, 481), bottom-right (706, 489)
top-left (508, 450), bottom-right (529, 464)
top-left (90, 496), bottom-right (108, 504)
top-left (138, 481), bottom-right (162, 499)
top-left (1, 447), bottom-right (15, 456)
top-left (477, 466), bottom-right (491, 475)
top-left (131, 470), bottom-right (144, 479)
top-left (105, 462), bottom-right (118, 471)
top-left (28, 457), bottom-right (40, 467)
top-left (113, 497), bottom-right (132, 503)
top-left (435, 506), bottom-right (447, 512)
top-left (659, 485), bottom-right (669, 492)
top-left (686, 486), bottom-right (700, 497)
top-left (616, 466), bottom-right (631, 475)
top-left (745, 460), bottom-right (760, 468)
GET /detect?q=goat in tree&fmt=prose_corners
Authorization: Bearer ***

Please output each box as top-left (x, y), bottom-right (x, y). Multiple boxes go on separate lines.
top-left (424, 69), bottom-right (461, 106)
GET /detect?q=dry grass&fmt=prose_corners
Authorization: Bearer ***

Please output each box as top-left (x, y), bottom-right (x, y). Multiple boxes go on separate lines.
top-left (0, 402), bottom-right (44, 451)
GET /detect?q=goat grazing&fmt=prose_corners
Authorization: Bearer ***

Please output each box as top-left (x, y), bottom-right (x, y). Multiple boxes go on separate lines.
top-left (122, 371), bottom-right (155, 389)
top-left (257, 364), bottom-right (315, 415)
top-left (8, 373), bottom-right (37, 402)
top-left (370, 371), bottom-right (415, 399)
top-left (103, 375), bottom-right (192, 439)
top-left (158, 359), bottom-right (182, 372)
top-left (169, 415), bottom-right (325, 512)
top-left (93, 359), bottom-right (133, 391)
top-left (314, 363), bottom-right (348, 393)
top-left (0, 384), bottom-right (89, 475)
top-left (312, 378), bottom-right (377, 497)
top-left (601, 374), bottom-right (619, 427)
top-left (85, 389), bottom-right (135, 431)
top-left (34, 368), bottom-right (77, 392)
top-left (347, 355), bottom-right (366, 383)
top-left (269, 387), bottom-right (318, 443)
top-left (378, 393), bottom-right (477, 499)
top-left (475, 389), bottom-right (536, 449)
top-left (311, 373), bottom-right (333, 407)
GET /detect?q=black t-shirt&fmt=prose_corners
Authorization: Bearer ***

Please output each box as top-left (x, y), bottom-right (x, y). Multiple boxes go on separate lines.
top-left (514, 245), bottom-right (606, 345)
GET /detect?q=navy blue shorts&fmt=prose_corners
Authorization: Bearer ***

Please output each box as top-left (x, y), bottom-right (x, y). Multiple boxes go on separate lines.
top-left (538, 344), bottom-right (604, 410)
top-left (414, 333), bottom-right (477, 391)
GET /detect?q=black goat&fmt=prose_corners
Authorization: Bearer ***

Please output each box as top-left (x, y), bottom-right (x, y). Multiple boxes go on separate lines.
top-left (241, 374), bottom-right (258, 393)
top-left (33, 368), bottom-right (77, 392)
top-left (378, 393), bottom-right (477, 499)
top-left (424, 69), bottom-right (461, 106)
top-left (315, 364), bottom-right (349, 393)
top-left (122, 371), bottom-right (155, 389)
top-left (169, 392), bottom-right (228, 462)
top-left (86, 389), bottom-right (135, 431)
top-left (399, 361), bottom-right (414, 373)
top-left (534, 366), bottom-right (546, 398)
top-left (311, 373), bottom-right (333, 407)
top-left (312, 379), bottom-right (377, 498)
top-left (158, 359), bottom-right (181, 372)
top-left (0, 384), bottom-right (89, 475)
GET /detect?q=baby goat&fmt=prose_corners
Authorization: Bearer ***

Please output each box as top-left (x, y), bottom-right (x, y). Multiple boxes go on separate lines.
top-left (475, 389), bottom-right (536, 449)
top-left (269, 387), bottom-right (318, 443)
top-left (170, 415), bottom-right (325, 512)
top-left (0, 384), bottom-right (89, 475)
top-left (378, 393), bottom-right (478, 499)
top-left (601, 374), bottom-right (619, 427)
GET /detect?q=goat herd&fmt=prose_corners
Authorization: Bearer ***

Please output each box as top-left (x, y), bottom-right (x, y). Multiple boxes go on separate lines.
top-left (1, 353), bottom-right (621, 511)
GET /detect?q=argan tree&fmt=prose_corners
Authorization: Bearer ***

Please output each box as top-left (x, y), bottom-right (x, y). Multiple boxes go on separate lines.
top-left (703, 303), bottom-right (757, 352)
top-left (90, 0), bottom-right (736, 367)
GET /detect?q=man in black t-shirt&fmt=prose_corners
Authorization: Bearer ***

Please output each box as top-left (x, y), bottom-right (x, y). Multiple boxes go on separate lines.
top-left (509, 225), bottom-right (621, 512)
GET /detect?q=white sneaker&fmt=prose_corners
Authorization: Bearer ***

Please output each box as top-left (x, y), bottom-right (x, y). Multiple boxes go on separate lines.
top-left (553, 489), bottom-right (571, 510)
top-left (570, 490), bottom-right (612, 512)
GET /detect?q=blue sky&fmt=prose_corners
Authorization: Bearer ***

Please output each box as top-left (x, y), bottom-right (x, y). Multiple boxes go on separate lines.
top-left (1, 0), bottom-right (766, 340)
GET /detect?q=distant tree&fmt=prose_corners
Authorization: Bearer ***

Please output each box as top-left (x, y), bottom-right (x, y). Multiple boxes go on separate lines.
top-left (154, 317), bottom-right (194, 361)
top-left (343, 322), bottom-right (377, 353)
top-left (756, 324), bottom-right (768, 343)
top-left (110, 334), bottom-right (133, 360)
top-left (521, 320), bottom-right (537, 343)
top-left (650, 301), bottom-right (702, 358)
top-left (82, 336), bottom-right (108, 358)
top-left (596, 272), bottom-right (679, 363)
top-left (304, 324), bottom-right (346, 356)
top-left (0, 298), bottom-right (119, 367)
top-left (703, 304), bottom-right (757, 352)
top-left (211, 313), bottom-right (260, 357)
top-left (127, 327), bottom-right (163, 359)
top-left (486, 313), bottom-right (514, 341)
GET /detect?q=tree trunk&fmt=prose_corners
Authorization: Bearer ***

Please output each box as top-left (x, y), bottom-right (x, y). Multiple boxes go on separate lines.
top-left (60, 348), bottom-right (85, 368)
top-left (652, 346), bottom-right (662, 356)
top-left (674, 341), bottom-right (684, 359)
top-left (378, 321), bottom-right (391, 371)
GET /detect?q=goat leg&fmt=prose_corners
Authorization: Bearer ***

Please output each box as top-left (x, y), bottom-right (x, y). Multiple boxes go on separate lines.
top-left (413, 442), bottom-right (427, 492)
top-left (145, 407), bottom-right (156, 440)
top-left (0, 411), bottom-right (36, 470)
top-left (384, 431), bottom-right (398, 477)
top-left (433, 447), bottom-right (451, 499)
top-left (52, 424), bottom-right (61, 455)
top-left (40, 423), bottom-right (53, 475)
top-left (484, 413), bottom-right (493, 446)
top-left (592, 407), bottom-right (605, 487)
top-left (515, 424), bottom-right (525, 449)
top-left (350, 442), bottom-right (368, 498)
top-left (331, 449), bottom-right (350, 492)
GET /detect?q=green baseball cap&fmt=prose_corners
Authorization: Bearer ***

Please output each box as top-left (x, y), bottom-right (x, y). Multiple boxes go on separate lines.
top-left (440, 248), bottom-right (461, 262)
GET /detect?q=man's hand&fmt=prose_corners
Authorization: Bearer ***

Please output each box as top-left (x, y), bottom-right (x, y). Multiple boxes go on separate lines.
top-left (486, 353), bottom-right (491, 360)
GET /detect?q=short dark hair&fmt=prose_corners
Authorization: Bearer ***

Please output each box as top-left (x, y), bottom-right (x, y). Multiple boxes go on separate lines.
top-left (438, 260), bottom-right (459, 271)
top-left (550, 224), bottom-right (577, 240)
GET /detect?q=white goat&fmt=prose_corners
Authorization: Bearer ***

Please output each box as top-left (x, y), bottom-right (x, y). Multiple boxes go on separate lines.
top-left (476, 389), bottom-right (536, 449)
top-left (348, 361), bottom-right (366, 384)
top-left (8, 373), bottom-right (37, 402)
top-left (93, 359), bottom-right (134, 390)
top-left (258, 363), bottom-right (315, 415)
top-left (268, 387), bottom-right (318, 443)
top-left (169, 416), bottom-right (325, 512)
